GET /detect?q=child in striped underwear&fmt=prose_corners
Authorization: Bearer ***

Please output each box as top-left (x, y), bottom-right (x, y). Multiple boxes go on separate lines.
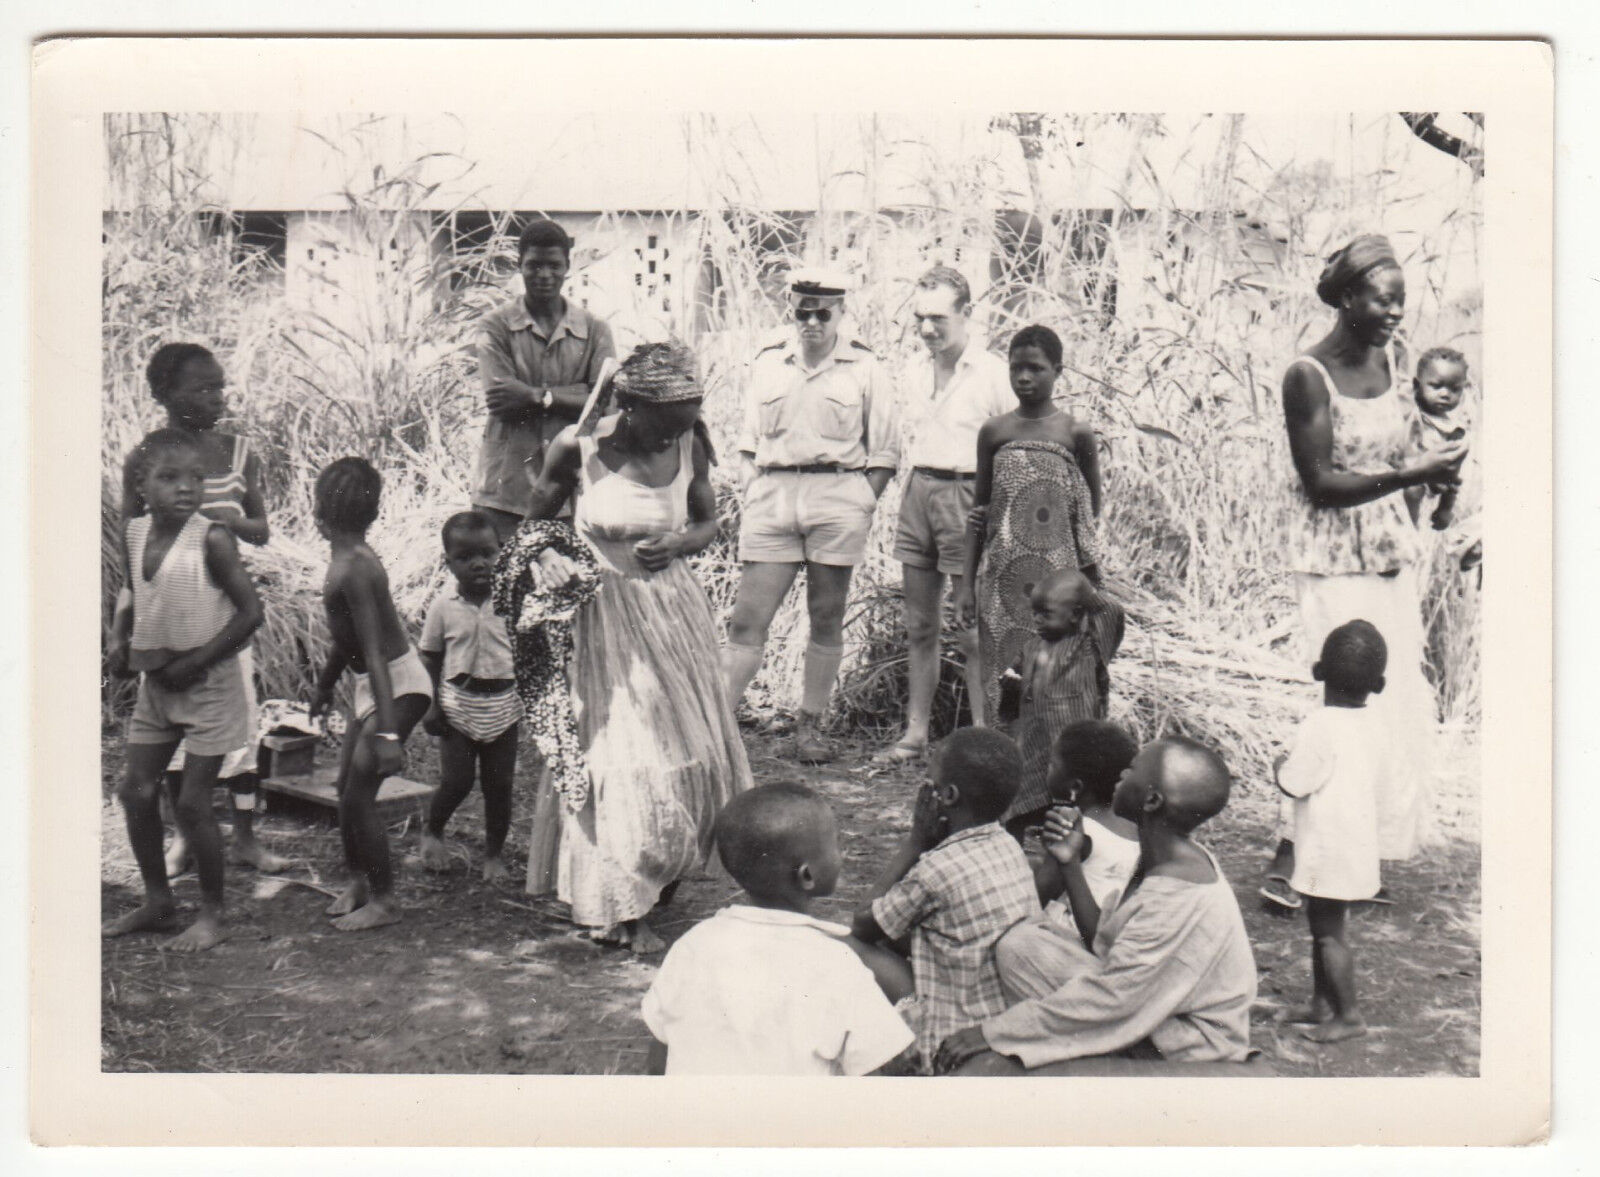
top-left (418, 512), bottom-right (523, 883)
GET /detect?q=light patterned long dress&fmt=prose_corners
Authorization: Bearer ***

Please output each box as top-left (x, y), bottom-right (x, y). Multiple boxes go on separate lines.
top-left (529, 419), bottom-right (752, 927)
top-left (977, 437), bottom-right (1101, 722)
top-left (1286, 350), bottom-right (1432, 860)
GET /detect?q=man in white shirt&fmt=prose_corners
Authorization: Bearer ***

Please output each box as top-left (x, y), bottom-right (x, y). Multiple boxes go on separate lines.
top-left (882, 267), bottom-right (1016, 760)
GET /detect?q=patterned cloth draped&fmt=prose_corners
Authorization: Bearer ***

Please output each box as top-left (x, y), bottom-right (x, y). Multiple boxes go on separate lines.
top-left (491, 519), bottom-right (601, 810)
top-left (977, 438), bottom-right (1101, 721)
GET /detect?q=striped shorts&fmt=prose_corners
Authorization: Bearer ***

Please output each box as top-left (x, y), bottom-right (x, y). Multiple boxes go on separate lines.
top-left (439, 680), bottom-right (522, 744)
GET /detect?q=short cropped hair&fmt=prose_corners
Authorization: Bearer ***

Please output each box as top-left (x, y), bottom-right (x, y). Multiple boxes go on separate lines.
top-left (145, 343), bottom-right (216, 402)
top-left (128, 427), bottom-right (202, 488)
top-left (937, 727), bottom-right (1024, 821)
top-left (516, 218), bottom-right (574, 263)
top-left (916, 265), bottom-right (971, 310)
top-left (1053, 720), bottom-right (1140, 807)
top-left (441, 510), bottom-right (497, 551)
top-left (1416, 346), bottom-right (1468, 377)
top-left (713, 782), bottom-right (832, 900)
top-left (315, 456), bottom-right (383, 533)
top-left (1320, 619), bottom-right (1388, 692)
top-left (1009, 324), bottom-right (1063, 367)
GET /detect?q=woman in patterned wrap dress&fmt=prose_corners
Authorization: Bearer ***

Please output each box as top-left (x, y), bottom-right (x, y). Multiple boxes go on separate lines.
top-left (958, 325), bottom-right (1103, 725)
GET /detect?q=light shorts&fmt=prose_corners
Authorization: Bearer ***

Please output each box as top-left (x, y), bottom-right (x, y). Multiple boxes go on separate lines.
top-left (127, 654), bottom-right (251, 757)
top-left (167, 645), bottom-right (258, 780)
top-left (352, 646), bottom-right (435, 725)
top-left (893, 469), bottom-right (975, 576)
top-left (737, 469), bottom-right (877, 567)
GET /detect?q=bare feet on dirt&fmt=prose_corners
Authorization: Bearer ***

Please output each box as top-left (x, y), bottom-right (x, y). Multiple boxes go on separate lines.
top-left (331, 899), bottom-right (401, 932)
top-left (326, 878), bottom-right (369, 917)
top-left (166, 911), bottom-right (228, 953)
top-left (481, 855), bottom-right (509, 884)
top-left (420, 832), bottom-right (452, 872)
top-left (627, 922), bottom-right (665, 955)
top-left (1302, 1016), bottom-right (1368, 1043)
top-left (232, 839), bottom-right (290, 873)
top-left (1286, 1002), bottom-right (1333, 1026)
top-left (103, 901), bottom-right (180, 938)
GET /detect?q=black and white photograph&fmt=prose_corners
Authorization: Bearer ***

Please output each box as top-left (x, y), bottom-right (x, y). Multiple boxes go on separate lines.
top-left (31, 37), bottom-right (1552, 1148)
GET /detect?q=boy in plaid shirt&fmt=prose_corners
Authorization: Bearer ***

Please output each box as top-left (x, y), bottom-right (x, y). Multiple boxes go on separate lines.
top-left (851, 728), bottom-right (1040, 1069)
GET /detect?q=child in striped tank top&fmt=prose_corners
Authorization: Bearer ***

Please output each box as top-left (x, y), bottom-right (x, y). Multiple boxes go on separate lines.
top-left (105, 429), bottom-right (264, 952)
top-left (418, 512), bottom-right (522, 883)
top-left (118, 343), bottom-right (286, 875)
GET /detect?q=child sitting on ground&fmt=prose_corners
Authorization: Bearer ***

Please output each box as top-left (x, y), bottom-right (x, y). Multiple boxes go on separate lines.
top-left (118, 343), bottom-right (287, 876)
top-left (1275, 619), bottom-right (1389, 1043)
top-left (307, 457), bottom-right (434, 932)
top-left (1405, 346), bottom-right (1471, 532)
top-left (1030, 720), bottom-right (1141, 927)
top-left (852, 727), bottom-right (1040, 1072)
top-left (104, 428), bottom-right (264, 952)
top-left (998, 568), bottom-right (1126, 840)
top-left (937, 737), bottom-right (1257, 1073)
top-left (418, 512), bottom-right (523, 883)
top-left (641, 783), bottom-right (915, 1075)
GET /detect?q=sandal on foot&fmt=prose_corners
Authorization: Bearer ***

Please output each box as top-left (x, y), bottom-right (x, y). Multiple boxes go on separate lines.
top-left (1259, 879), bottom-right (1302, 911)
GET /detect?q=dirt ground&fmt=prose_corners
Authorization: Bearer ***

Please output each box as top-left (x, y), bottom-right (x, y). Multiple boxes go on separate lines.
top-left (100, 721), bottom-right (1480, 1077)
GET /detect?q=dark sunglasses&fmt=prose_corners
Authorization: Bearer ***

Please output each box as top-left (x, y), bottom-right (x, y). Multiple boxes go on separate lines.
top-left (794, 307), bottom-right (834, 324)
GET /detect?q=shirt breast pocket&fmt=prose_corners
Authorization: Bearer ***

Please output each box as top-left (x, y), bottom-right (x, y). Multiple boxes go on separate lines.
top-left (758, 388), bottom-right (789, 438)
top-left (819, 389), bottom-right (863, 443)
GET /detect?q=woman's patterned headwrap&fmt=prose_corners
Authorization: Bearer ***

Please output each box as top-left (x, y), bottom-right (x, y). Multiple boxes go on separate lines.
top-left (612, 340), bottom-right (704, 404)
top-left (1316, 234), bottom-right (1400, 307)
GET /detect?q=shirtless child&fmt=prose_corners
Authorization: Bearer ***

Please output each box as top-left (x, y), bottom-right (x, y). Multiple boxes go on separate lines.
top-left (307, 457), bottom-right (433, 932)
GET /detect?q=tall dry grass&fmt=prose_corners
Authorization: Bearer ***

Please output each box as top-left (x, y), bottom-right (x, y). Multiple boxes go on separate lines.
top-left (101, 112), bottom-right (1482, 801)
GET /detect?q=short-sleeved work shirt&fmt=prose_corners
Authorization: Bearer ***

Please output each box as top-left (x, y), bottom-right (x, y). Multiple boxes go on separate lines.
top-left (472, 297), bottom-right (615, 516)
top-left (737, 333), bottom-right (901, 471)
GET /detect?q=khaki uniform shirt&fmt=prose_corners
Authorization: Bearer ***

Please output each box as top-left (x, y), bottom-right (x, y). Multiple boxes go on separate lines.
top-left (737, 332), bottom-right (901, 471)
top-left (472, 298), bottom-right (615, 516)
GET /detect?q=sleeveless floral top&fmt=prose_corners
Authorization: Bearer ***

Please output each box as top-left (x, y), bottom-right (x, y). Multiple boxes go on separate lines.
top-left (1287, 352), bottom-right (1419, 576)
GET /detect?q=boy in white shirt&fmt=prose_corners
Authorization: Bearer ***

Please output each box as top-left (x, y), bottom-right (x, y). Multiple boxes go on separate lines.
top-left (642, 783), bottom-right (915, 1075)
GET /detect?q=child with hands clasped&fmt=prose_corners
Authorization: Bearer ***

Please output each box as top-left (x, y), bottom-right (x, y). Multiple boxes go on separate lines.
top-left (417, 512), bottom-right (523, 883)
top-left (118, 343), bottom-right (286, 876)
top-left (104, 429), bottom-right (265, 951)
top-left (307, 458), bottom-right (434, 932)
top-left (641, 783), bottom-right (915, 1075)
top-left (851, 728), bottom-right (1040, 1071)
top-left (1275, 619), bottom-right (1389, 1043)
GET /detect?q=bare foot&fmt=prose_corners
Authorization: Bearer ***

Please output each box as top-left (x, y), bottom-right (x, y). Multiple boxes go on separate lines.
top-left (420, 832), bottom-right (452, 872)
top-left (166, 912), bottom-right (228, 953)
top-left (326, 878), bottom-right (369, 917)
top-left (331, 899), bottom-right (401, 932)
top-left (232, 838), bottom-right (291, 873)
top-left (1302, 1016), bottom-right (1368, 1043)
top-left (1286, 1004), bottom-right (1333, 1026)
top-left (103, 901), bottom-right (179, 938)
top-left (627, 920), bottom-right (665, 955)
top-left (481, 855), bottom-right (509, 884)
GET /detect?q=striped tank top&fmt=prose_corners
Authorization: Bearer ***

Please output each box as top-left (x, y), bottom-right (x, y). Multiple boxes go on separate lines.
top-left (200, 434), bottom-right (250, 521)
top-left (126, 513), bottom-right (236, 671)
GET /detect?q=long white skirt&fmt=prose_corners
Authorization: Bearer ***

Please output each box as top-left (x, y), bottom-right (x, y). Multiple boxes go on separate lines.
top-left (1285, 569), bottom-right (1435, 860)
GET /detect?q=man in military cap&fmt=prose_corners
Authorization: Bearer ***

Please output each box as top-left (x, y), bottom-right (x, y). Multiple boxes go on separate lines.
top-left (723, 266), bottom-right (901, 762)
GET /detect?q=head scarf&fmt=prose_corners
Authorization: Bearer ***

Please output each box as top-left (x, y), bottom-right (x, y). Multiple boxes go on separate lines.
top-left (612, 340), bottom-right (703, 404)
top-left (1315, 235), bottom-right (1400, 307)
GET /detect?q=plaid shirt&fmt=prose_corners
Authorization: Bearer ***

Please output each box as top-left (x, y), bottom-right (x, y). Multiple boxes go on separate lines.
top-left (872, 822), bottom-right (1039, 1065)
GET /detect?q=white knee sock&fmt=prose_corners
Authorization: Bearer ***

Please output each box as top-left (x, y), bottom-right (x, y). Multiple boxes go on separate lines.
top-left (723, 641), bottom-right (765, 708)
top-left (801, 641), bottom-right (845, 717)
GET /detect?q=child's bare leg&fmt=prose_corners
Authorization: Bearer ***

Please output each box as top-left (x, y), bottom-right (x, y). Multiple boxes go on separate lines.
top-left (1288, 913), bottom-right (1335, 1024)
top-left (105, 743), bottom-right (183, 937)
top-left (331, 696), bottom-right (430, 931)
top-left (422, 728), bottom-right (475, 872)
top-left (1302, 897), bottom-right (1366, 1042)
top-left (167, 752), bottom-right (230, 952)
top-left (228, 773), bottom-right (289, 872)
top-left (326, 725), bottom-right (367, 915)
top-left (162, 770), bottom-right (192, 877)
top-left (843, 935), bottom-right (915, 1003)
top-left (478, 724), bottom-right (517, 882)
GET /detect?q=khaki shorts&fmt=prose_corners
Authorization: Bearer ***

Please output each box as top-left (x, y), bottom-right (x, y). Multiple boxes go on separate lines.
top-left (127, 654), bottom-right (251, 757)
top-left (893, 469), bottom-right (975, 576)
top-left (738, 469), bottom-right (877, 567)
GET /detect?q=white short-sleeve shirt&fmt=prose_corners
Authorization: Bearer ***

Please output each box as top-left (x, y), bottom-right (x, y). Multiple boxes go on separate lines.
top-left (641, 905), bottom-right (914, 1076)
top-left (1278, 705), bottom-right (1383, 900)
